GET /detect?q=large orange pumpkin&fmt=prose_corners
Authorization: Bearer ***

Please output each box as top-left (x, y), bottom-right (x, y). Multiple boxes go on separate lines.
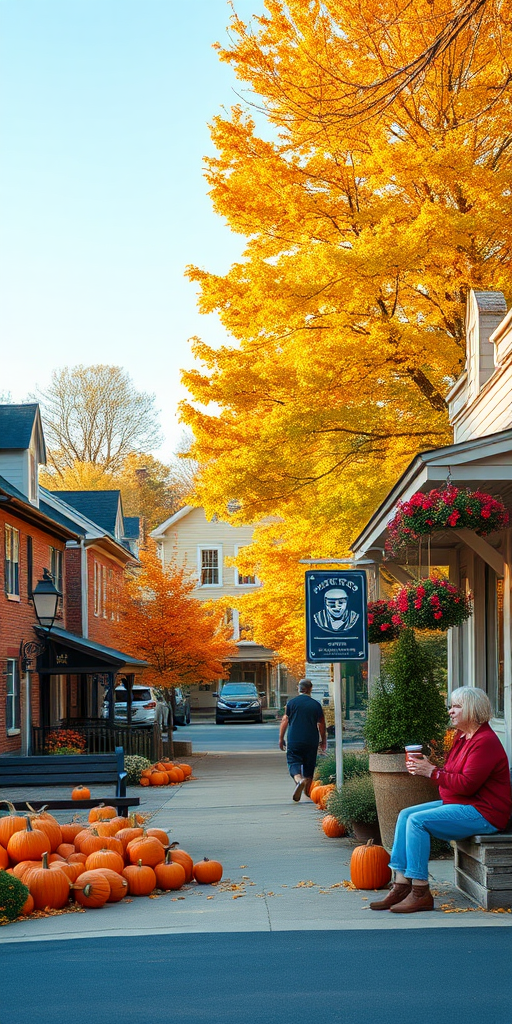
top-left (140, 777), bottom-right (150, 787)
top-left (115, 826), bottom-right (144, 853)
top-left (7, 819), bottom-right (50, 864)
top-left (122, 860), bottom-right (157, 896)
top-left (28, 810), bottom-right (62, 852)
top-left (145, 828), bottom-right (170, 847)
top-left (148, 771), bottom-right (168, 787)
top-left (93, 867), bottom-right (129, 902)
top-left (321, 815), bottom-right (346, 838)
top-left (80, 832), bottom-right (123, 858)
top-left (193, 858), bottom-right (223, 884)
top-left (56, 843), bottom-right (76, 859)
top-left (350, 840), bottom-right (392, 890)
top-left (177, 763), bottom-right (192, 778)
top-left (24, 853), bottom-right (71, 909)
top-left (73, 870), bottom-right (111, 908)
top-left (72, 785), bottom-right (91, 801)
top-left (85, 848), bottom-right (125, 874)
top-left (154, 853), bottom-right (186, 891)
top-left (60, 822), bottom-right (87, 845)
top-left (49, 860), bottom-right (84, 883)
top-left (0, 803), bottom-right (30, 849)
top-left (318, 784), bottom-right (336, 810)
top-left (126, 836), bottom-right (165, 867)
top-left (88, 804), bottom-right (117, 823)
top-left (167, 844), bottom-right (194, 883)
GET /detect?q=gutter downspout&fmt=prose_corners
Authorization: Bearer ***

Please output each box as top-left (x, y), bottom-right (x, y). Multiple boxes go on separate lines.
top-left (81, 538), bottom-right (88, 638)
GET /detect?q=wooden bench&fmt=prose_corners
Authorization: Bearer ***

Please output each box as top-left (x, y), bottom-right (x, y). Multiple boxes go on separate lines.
top-left (454, 831), bottom-right (512, 910)
top-left (0, 748), bottom-right (140, 817)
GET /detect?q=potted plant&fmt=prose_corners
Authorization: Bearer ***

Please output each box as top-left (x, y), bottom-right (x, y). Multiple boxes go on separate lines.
top-left (326, 775), bottom-right (381, 844)
top-left (395, 576), bottom-right (472, 631)
top-left (386, 485), bottom-right (509, 556)
top-left (364, 629), bottom-right (449, 850)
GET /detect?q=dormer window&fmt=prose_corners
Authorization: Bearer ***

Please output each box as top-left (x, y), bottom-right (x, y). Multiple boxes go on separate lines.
top-left (28, 449), bottom-right (38, 504)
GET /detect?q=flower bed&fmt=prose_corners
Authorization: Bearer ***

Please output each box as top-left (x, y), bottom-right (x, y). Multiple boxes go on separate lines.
top-left (386, 486), bottom-right (509, 556)
top-left (395, 576), bottom-right (472, 631)
top-left (45, 729), bottom-right (86, 755)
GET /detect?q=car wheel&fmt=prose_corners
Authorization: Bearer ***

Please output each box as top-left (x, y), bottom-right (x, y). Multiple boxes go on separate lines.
top-left (185, 709), bottom-right (191, 725)
top-left (215, 717), bottom-right (224, 725)
top-left (256, 715), bottom-right (263, 723)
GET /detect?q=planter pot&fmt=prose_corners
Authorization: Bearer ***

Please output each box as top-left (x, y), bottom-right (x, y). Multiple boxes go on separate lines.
top-left (351, 820), bottom-right (382, 845)
top-left (369, 752), bottom-right (439, 852)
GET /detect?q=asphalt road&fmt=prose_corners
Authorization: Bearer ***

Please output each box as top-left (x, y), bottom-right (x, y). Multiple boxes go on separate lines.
top-left (176, 721), bottom-right (282, 751)
top-left (3, 929), bottom-right (511, 1024)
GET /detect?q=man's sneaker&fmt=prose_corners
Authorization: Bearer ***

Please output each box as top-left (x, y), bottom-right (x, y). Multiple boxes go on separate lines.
top-left (293, 777), bottom-right (306, 802)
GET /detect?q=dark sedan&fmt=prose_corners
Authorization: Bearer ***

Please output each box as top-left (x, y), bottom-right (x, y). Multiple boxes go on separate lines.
top-left (215, 683), bottom-right (264, 724)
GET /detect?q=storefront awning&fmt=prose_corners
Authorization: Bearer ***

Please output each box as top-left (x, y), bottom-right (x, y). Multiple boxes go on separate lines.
top-left (229, 641), bottom-right (275, 663)
top-left (35, 626), bottom-right (148, 675)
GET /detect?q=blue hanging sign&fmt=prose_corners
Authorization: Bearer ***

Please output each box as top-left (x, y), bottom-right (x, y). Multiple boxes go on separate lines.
top-left (305, 570), bottom-right (368, 663)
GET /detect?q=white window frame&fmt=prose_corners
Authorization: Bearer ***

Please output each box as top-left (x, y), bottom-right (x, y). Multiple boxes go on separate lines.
top-left (94, 560), bottom-right (101, 616)
top-left (102, 565), bottom-right (108, 618)
top-left (234, 545), bottom-right (257, 587)
top-left (197, 545), bottom-right (222, 587)
top-left (5, 524), bottom-right (20, 599)
top-left (6, 658), bottom-right (20, 734)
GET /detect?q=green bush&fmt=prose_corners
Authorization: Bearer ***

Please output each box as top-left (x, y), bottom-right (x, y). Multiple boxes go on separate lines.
top-left (315, 750), bottom-right (369, 785)
top-left (326, 775), bottom-right (378, 827)
top-left (364, 629), bottom-right (448, 753)
top-left (124, 755), bottom-right (152, 785)
top-left (0, 870), bottom-right (29, 921)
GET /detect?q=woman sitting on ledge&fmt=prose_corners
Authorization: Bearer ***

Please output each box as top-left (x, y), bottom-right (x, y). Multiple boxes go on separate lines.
top-left (370, 686), bottom-right (512, 915)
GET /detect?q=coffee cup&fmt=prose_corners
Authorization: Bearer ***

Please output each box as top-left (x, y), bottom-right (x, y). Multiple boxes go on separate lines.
top-left (405, 744), bottom-right (423, 768)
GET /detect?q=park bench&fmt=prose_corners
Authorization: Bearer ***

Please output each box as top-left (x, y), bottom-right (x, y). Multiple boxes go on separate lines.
top-left (0, 747), bottom-right (140, 817)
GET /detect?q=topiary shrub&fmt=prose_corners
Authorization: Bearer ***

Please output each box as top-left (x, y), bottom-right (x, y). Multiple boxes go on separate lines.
top-left (0, 870), bottom-right (30, 921)
top-left (326, 776), bottom-right (378, 830)
top-left (124, 755), bottom-right (152, 785)
top-left (315, 750), bottom-right (370, 785)
top-left (364, 629), bottom-right (448, 753)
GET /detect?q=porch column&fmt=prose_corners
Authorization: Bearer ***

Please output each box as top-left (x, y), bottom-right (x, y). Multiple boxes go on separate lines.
top-left (503, 532), bottom-right (512, 762)
top-left (106, 672), bottom-right (116, 726)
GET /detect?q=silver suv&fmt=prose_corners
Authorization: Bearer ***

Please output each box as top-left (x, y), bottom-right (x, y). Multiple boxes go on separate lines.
top-left (102, 685), bottom-right (165, 726)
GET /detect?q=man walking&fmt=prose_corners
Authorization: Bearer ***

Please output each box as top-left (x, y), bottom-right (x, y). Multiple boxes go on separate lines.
top-left (279, 679), bottom-right (327, 801)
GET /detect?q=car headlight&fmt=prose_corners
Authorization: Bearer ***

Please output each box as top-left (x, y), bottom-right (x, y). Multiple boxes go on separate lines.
top-left (249, 701), bottom-right (260, 708)
top-left (217, 701), bottom-right (229, 709)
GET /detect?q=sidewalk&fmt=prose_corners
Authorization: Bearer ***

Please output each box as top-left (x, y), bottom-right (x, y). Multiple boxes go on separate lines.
top-left (1, 749), bottom-right (511, 942)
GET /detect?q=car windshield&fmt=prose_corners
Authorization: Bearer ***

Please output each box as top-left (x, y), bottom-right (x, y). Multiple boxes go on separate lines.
top-left (221, 684), bottom-right (257, 696)
top-left (114, 688), bottom-right (152, 703)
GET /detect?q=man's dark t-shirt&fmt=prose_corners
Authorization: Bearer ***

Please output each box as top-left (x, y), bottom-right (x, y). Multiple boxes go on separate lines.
top-left (286, 694), bottom-right (324, 746)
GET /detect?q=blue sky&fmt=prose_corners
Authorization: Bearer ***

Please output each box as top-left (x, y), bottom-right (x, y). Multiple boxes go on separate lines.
top-left (0, 0), bottom-right (263, 458)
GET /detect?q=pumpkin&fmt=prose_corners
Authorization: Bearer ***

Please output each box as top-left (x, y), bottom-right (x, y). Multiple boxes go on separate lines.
top-left (140, 777), bottom-right (150, 787)
top-left (321, 815), bottom-right (346, 838)
top-left (92, 867), bottom-right (128, 902)
top-left (61, 822), bottom-right (87, 845)
top-left (72, 785), bottom-right (91, 801)
top-left (167, 768), bottom-right (183, 784)
top-left (167, 844), bottom-right (194, 883)
top-left (11, 860), bottom-right (42, 880)
top-left (309, 782), bottom-right (323, 802)
top-left (148, 771), bottom-right (168, 787)
top-left (85, 848), bottom-right (125, 874)
top-left (193, 858), bottom-right (223, 885)
top-left (68, 852), bottom-right (88, 865)
top-left (25, 853), bottom-right (71, 909)
top-left (21, 892), bottom-right (34, 915)
top-left (50, 860), bottom-right (84, 883)
top-left (318, 784), bottom-right (336, 810)
top-left (88, 804), bottom-right (117, 823)
top-left (350, 840), bottom-right (392, 890)
top-left (94, 820), bottom-right (120, 838)
top-left (73, 827), bottom-right (95, 850)
top-left (48, 853), bottom-right (66, 863)
top-left (108, 816), bottom-right (129, 832)
top-left (145, 828), bottom-right (170, 847)
top-left (127, 836), bottom-right (165, 868)
top-left (0, 845), bottom-right (9, 870)
top-left (122, 860), bottom-right (157, 896)
top-left (27, 808), bottom-right (62, 853)
top-left (154, 851), bottom-right (186, 891)
top-left (177, 763), bottom-right (192, 778)
top-left (115, 827), bottom-right (144, 853)
top-left (7, 819), bottom-right (50, 864)
top-left (80, 832), bottom-right (123, 858)
top-left (0, 802), bottom-right (30, 849)
top-left (56, 843), bottom-right (76, 860)
top-left (73, 870), bottom-right (111, 908)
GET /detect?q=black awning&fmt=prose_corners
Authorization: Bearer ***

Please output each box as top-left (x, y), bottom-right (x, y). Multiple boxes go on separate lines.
top-left (35, 626), bottom-right (147, 675)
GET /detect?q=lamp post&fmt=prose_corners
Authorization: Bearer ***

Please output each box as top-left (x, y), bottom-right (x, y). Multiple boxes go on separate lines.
top-left (20, 568), bottom-right (62, 755)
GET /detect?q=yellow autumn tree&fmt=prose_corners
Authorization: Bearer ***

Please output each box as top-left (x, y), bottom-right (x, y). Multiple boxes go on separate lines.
top-left (181, 0), bottom-right (512, 665)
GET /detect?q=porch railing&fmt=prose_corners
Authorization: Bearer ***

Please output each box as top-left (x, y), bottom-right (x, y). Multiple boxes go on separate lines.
top-left (32, 722), bottom-right (158, 761)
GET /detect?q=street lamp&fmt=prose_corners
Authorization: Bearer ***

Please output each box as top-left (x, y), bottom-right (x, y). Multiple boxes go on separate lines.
top-left (20, 569), bottom-right (62, 755)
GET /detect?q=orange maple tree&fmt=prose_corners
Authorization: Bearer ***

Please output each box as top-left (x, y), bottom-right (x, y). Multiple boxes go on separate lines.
top-left (114, 549), bottom-right (237, 690)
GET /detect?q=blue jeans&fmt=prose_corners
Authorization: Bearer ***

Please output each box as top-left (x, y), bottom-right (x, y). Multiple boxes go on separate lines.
top-left (389, 800), bottom-right (499, 881)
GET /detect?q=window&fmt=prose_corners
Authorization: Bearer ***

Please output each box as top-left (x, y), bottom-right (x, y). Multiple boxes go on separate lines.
top-left (102, 565), bottom-right (108, 617)
top-left (5, 525), bottom-right (20, 597)
top-left (94, 560), bottom-right (101, 616)
top-left (49, 546), bottom-right (63, 594)
top-left (234, 545), bottom-right (256, 586)
top-left (199, 547), bottom-right (221, 586)
top-left (6, 659), bottom-right (20, 733)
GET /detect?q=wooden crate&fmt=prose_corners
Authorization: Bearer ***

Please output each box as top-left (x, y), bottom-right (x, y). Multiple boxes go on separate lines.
top-left (454, 835), bottom-right (512, 910)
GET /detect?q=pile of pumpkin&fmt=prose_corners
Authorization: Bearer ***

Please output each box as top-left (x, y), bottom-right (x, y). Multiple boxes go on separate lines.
top-left (308, 780), bottom-right (346, 839)
top-left (0, 801), bottom-right (222, 922)
top-left (139, 760), bottom-right (193, 787)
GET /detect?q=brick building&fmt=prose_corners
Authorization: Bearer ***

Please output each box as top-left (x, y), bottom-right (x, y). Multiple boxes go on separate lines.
top-left (0, 404), bottom-right (146, 756)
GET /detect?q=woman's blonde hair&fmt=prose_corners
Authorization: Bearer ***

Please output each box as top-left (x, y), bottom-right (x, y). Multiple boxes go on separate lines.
top-left (450, 686), bottom-right (492, 725)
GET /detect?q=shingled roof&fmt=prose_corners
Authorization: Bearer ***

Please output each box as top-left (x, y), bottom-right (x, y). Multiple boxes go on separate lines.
top-left (0, 403), bottom-right (46, 461)
top-left (53, 490), bottom-right (122, 537)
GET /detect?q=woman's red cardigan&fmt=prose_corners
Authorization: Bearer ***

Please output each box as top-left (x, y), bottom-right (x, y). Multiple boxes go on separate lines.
top-left (431, 722), bottom-right (512, 830)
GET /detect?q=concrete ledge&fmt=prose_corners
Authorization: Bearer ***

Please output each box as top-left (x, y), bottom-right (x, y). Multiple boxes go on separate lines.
top-left (173, 740), bottom-right (193, 757)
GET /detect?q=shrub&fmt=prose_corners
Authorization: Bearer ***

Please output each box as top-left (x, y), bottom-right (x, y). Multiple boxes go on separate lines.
top-left (326, 776), bottom-right (378, 828)
top-left (364, 629), bottom-right (448, 753)
top-left (0, 870), bottom-right (29, 921)
top-left (45, 729), bottom-right (86, 754)
top-left (315, 750), bottom-right (369, 785)
top-left (124, 755), bottom-right (152, 785)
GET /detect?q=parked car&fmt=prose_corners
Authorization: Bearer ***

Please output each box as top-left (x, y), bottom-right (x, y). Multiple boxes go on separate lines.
top-left (102, 685), bottom-right (166, 727)
top-left (172, 687), bottom-right (191, 726)
top-left (215, 683), bottom-right (264, 724)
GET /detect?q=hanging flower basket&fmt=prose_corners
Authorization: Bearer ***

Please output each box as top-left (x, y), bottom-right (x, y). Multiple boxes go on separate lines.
top-left (386, 486), bottom-right (509, 556)
top-left (395, 576), bottom-right (473, 631)
top-left (367, 600), bottom-right (404, 644)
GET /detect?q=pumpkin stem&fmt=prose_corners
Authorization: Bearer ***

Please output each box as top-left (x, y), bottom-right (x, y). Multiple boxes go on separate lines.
top-left (366, 840), bottom-right (375, 848)
top-left (168, 841), bottom-right (179, 850)
top-left (137, 859), bottom-right (143, 868)
top-left (42, 852), bottom-right (49, 869)
top-left (0, 800), bottom-right (16, 813)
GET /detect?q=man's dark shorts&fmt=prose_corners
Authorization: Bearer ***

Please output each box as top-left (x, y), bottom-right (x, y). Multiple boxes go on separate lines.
top-left (286, 742), bottom-right (317, 780)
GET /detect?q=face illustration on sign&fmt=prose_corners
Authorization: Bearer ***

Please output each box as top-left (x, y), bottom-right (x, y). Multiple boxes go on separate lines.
top-left (313, 587), bottom-right (360, 633)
